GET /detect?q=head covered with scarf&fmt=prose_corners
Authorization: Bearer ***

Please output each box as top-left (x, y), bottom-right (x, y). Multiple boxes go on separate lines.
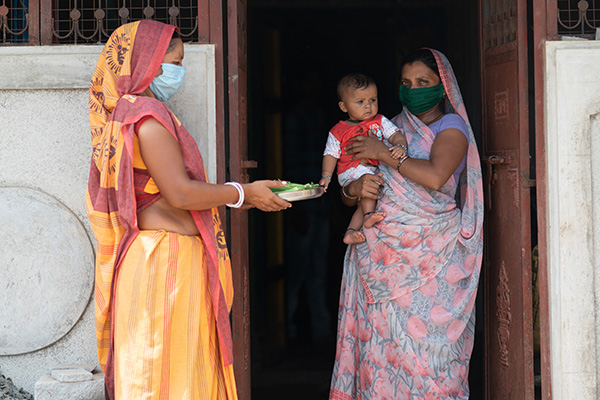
top-left (86, 20), bottom-right (234, 395)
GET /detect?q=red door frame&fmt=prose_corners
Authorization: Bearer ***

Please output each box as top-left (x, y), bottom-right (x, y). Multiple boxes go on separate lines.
top-left (533, 1), bottom-right (557, 399)
top-left (226, 2), bottom-right (556, 398)
top-left (206, 0), bottom-right (252, 398)
top-left (225, 0), bottom-right (253, 399)
top-left (226, 1), bottom-right (556, 398)
top-left (204, 0), bottom-right (252, 398)
top-left (478, 0), bottom-right (538, 397)
top-left (479, 0), bottom-right (554, 398)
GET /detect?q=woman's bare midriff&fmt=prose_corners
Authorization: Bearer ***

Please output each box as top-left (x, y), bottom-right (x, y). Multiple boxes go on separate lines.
top-left (137, 197), bottom-right (200, 236)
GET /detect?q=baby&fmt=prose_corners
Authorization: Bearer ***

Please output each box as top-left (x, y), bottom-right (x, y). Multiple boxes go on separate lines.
top-left (319, 73), bottom-right (407, 244)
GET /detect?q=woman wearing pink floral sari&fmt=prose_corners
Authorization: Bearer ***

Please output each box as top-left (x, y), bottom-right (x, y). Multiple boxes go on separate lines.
top-left (329, 49), bottom-right (484, 400)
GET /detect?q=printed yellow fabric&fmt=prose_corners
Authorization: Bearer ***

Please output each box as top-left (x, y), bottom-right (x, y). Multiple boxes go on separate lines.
top-left (114, 230), bottom-right (237, 400)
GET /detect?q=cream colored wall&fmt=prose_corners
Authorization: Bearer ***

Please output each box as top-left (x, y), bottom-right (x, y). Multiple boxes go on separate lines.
top-left (545, 41), bottom-right (600, 399)
top-left (0, 44), bottom-right (216, 393)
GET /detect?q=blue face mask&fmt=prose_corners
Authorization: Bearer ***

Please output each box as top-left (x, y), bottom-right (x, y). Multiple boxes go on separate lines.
top-left (149, 63), bottom-right (186, 102)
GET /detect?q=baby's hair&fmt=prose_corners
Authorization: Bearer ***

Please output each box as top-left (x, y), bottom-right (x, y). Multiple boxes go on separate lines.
top-left (337, 73), bottom-right (376, 100)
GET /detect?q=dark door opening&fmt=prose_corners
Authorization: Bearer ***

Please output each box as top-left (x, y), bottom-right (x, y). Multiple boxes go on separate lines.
top-left (246, 2), bottom-right (482, 399)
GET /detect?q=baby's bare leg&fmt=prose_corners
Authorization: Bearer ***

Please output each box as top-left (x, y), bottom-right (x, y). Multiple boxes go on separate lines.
top-left (343, 208), bottom-right (366, 244)
top-left (361, 197), bottom-right (385, 228)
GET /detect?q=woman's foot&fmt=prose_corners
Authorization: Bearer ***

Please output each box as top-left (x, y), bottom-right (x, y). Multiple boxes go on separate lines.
top-left (343, 228), bottom-right (365, 244)
top-left (363, 211), bottom-right (385, 228)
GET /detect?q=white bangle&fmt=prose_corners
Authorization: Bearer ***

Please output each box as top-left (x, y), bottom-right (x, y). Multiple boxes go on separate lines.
top-left (225, 182), bottom-right (244, 208)
top-left (342, 184), bottom-right (357, 200)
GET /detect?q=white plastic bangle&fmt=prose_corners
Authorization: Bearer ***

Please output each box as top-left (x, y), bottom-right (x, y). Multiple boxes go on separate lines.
top-left (224, 182), bottom-right (244, 208)
top-left (342, 184), bottom-right (357, 200)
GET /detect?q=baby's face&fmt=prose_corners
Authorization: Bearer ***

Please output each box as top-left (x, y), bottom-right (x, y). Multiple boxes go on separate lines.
top-left (339, 84), bottom-right (378, 121)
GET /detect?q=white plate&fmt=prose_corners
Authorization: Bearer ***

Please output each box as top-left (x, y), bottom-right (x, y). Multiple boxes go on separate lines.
top-left (276, 187), bottom-right (324, 202)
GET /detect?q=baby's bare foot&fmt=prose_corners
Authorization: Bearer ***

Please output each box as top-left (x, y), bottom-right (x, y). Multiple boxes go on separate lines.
top-left (363, 212), bottom-right (386, 228)
top-left (343, 228), bottom-right (365, 244)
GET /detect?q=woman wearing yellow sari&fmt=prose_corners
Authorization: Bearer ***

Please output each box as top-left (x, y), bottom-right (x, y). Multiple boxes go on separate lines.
top-left (87, 20), bottom-right (290, 399)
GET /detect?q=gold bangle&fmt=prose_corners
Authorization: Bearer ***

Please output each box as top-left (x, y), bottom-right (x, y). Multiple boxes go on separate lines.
top-left (396, 154), bottom-right (409, 173)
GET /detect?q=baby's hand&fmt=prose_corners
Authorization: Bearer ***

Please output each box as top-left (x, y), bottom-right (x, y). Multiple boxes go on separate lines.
top-left (389, 145), bottom-right (407, 160)
top-left (319, 175), bottom-right (331, 191)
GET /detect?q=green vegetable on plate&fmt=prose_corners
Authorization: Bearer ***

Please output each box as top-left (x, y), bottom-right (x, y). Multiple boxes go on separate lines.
top-left (270, 182), bottom-right (320, 193)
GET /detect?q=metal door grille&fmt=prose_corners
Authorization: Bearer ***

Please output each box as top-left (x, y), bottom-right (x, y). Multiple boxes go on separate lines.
top-left (558, 0), bottom-right (600, 36)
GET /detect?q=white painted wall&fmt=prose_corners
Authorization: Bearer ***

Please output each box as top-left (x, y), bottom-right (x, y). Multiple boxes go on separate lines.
top-left (0, 44), bottom-right (217, 393)
top-left (545, 41), bottom-right (600, 399)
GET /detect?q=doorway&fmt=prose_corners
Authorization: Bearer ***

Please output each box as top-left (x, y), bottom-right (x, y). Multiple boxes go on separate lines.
top-left (246, 2), bottom-right (482, 398)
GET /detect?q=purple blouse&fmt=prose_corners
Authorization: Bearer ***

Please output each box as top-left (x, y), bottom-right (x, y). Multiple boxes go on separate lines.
top-left (428, 113), bottom-right (469, 183)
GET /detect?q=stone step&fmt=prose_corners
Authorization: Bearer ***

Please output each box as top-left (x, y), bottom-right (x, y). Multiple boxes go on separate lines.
top-left (34, 366), bottom-right (104, 400)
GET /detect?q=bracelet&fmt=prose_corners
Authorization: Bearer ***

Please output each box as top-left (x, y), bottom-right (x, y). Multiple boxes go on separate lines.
top-left (224, 182), bottom-right (244, 208)
top-left (396, 154), bottom-right (410, 173)
top-left (321, 174), bottom-right (332, 182)
top-left (342, 184), bottom-right (357, 199)
top-left (398, 143), bottom-right (408, 152)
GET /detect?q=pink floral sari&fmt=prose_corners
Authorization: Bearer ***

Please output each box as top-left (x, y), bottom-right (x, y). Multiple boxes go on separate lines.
top-left (329, 49), bottom-right (484, 400)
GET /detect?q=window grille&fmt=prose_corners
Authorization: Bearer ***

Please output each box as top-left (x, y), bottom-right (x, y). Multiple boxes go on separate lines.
top-left (1, 0), bottom-right (200, 45)
top-left (52, 0), bottom-right (199, 44)
top-left (0, 0), bottom-right (29, 44)
top-left (558, 0), bottom-right (600, 37)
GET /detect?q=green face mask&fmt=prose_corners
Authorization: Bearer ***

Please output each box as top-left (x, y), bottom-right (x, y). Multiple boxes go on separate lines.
top-left (399, 83), bottom-right (444, 114)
